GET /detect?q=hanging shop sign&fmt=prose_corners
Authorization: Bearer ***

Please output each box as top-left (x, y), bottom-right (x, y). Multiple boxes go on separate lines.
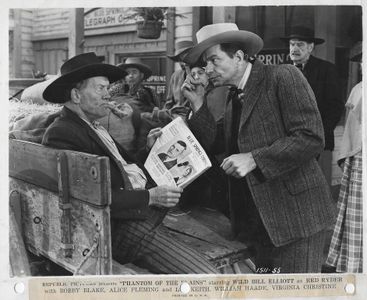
top-left (84, 8), bottom-right (134, 29)
top-left (256, 49), bottom-right (291, 65)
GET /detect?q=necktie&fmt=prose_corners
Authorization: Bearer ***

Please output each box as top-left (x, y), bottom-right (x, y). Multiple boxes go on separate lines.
top-left (229, 87), bottom-right (245, 105)
top-left (295, 64), bottom-right (303, 71)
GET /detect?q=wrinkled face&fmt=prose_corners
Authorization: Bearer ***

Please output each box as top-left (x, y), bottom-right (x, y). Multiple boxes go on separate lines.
top-left (74, 76), bottom-right (111, 121)
top-left (203, 44), bottom-right (239, 87)
top-left (190, 67), bottom-right (209, 88)
top-left (289, 39), bottom-right (314, 64)
top-left (167, 142), bottom-right (186, 159)
top-left (125, 67), bottom-right (144, 86)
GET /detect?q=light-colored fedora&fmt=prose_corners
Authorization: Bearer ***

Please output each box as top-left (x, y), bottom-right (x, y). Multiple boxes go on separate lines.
top-left (117, 57), bottom-right (152, 79)
top-left (184, 23), bottom-right (263, 65)
top-left (167, 40), bottom-right (194, 61)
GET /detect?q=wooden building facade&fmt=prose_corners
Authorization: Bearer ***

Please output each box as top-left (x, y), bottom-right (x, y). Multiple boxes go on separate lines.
top-left (8, 5), bottom-right (363, 187)
top-left (9, 6), bottom-right (362, 99)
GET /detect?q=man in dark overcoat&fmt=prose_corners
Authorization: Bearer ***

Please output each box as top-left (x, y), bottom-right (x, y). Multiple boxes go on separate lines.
top-left (183, 23), bottom-right (336, 273)
top-left (280, 26), bottom-right (344, 184)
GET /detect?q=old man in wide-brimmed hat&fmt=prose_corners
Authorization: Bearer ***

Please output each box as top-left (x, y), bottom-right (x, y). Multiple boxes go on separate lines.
top-left (42, 52), bottom-right (219, 274)
top-left (280, 26), bottom-right (344, 162)
top-left (183, 23), bottom-right (335, 273)
top-left (117, 57), bottom-right (159, 112)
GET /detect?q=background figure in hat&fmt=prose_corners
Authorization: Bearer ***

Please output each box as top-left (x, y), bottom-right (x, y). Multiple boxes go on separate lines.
top-left (280, 26), bottom-right (344, 185)
top-left (117, 57), bottom-right (159, 113)
top-left (183, 23), bottom-right (335, 273)
top-left (326, 42), bottom-right (363, 273)
top-left (165, 40), bottom-right (195, 109)
top-left (166, 40), bottom-right (228, 121)
top-left (41, 52), bottom-right (219, 274)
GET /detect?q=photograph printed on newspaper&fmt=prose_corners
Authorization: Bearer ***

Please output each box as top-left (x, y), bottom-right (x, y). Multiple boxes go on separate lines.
top-left (3, 1), bottom-right (366, 300)
top-left (144, 116), bottom-right (212, 188)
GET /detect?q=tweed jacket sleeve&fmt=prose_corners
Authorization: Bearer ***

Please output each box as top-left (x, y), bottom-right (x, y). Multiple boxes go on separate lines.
top-left (250, 64), bottom-right (325, 180)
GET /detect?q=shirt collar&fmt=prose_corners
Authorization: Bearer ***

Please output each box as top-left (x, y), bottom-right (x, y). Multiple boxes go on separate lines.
top-left (238, 62), bottom-right (252, 90)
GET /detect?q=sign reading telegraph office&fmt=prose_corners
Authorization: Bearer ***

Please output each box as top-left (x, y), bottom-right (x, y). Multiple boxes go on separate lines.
top-left (84, 8), bottom-right (134, 29)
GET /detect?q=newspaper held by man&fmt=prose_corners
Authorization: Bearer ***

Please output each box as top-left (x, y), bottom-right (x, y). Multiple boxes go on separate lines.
top-left (144, 117), bottom-right (212, 188)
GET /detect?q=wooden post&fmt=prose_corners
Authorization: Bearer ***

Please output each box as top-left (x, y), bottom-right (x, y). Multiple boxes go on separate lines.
top-left (192, 7), bottom-right (201, 43)
top-left (213, 7), bottom-right (236, 23)
top-left (13, 10), bottom-right (22, 78)
top-left (165, 7), bottom-right (176, 105)
top-left (314, 6), bottom-right (336, 63)
top-left (68, 8), bottom-right (85, 58)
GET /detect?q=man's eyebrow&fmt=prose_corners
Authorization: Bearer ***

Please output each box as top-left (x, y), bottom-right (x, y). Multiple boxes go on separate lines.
top-left (205, 54), bottom-right (218, 61)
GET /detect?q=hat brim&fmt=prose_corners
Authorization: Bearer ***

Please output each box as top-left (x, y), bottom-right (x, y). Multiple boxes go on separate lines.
top-left (43, 64), bottom-right (126, 103)
top-left (167, 47), bottom-right (192, 62)
top-left (280, 36), bottom-right (325, 45)
top-left (117, 63), bottom-right (152, 79)
top-left (184, 31), bottom-right (264, 65)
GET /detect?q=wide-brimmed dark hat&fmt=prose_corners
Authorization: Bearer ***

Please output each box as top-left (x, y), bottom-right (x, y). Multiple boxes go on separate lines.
top-left (350, 41), bottom-right (362, 62)
top-left (280, 26), bottom-right (325, 45)
top-left (117, 57), bottom-right (152, 79)
top-left (167, 40), bottom-right (194, 62)
top-left (43, 52), bottom-right (126, 103)
top-left (184, 23), bottom-right (264, 65)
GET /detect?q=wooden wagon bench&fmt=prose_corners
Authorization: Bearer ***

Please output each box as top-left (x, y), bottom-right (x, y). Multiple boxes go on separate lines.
top-left (9, 139), bottom-right (255, 276)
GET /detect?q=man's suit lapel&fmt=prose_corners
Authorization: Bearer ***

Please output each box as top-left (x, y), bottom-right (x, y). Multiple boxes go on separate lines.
top-left (87, 125), bottom-right (135, 190)
top-left (238, 60), bottom-right (265, 130)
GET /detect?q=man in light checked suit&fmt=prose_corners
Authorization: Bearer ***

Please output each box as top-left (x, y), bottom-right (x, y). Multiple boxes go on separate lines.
top-left (182, 23), bottom-right (336, 273)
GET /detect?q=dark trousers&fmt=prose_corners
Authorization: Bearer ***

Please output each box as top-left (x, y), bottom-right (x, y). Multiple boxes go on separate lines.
top-left (254, 230), bottom-right (327, 273)
top-left (232, 178), bottom-right (327, 273)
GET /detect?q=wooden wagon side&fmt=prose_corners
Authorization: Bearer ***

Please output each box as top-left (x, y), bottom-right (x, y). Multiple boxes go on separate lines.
top-left (9, 139), bottom-right (255, 276)
top-left (9, 139), bottom-right (114, 275)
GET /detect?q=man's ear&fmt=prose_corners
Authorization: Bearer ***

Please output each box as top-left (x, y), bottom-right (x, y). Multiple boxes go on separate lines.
top-left (234, 50), bottom-right (247, 62)
top-left (70, 88), bottom-right (81, 104)
top-left (308, 42), bottom-right (315, 52)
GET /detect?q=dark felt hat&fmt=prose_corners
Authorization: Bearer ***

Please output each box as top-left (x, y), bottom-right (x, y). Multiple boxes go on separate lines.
top-left (280, 26), bottom-right (325, 45)
top-left (43, 52), bottom-right (126, 103)
top-left (117, 57), bottom-right (152, 79)
top-left (184, 23), bottom-right (263, 66)
top-left (167, 40), bottom-right (194, 62)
